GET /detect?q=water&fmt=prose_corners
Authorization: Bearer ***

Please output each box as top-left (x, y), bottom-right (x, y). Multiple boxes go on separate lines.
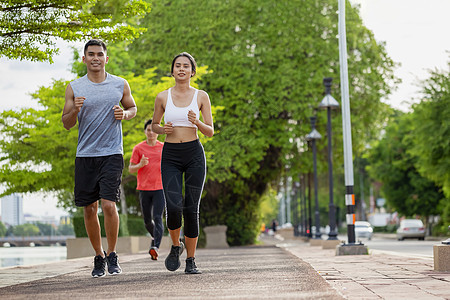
top-left (0, 246), bottom-right (66, 268)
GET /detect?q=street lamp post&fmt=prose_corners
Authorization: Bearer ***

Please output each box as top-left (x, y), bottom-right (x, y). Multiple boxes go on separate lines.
top-left (293, 181), bottom-right (300, 236)
top-left (306, 116), bottom-right (322, 239)
top-left (300, 175), bottom-right (307, 236)
top-left (319, 77), bottom-right (340, 240)
top-left (338, 0), bottom-right (357, 245)
top-left (307, 172), bottom-right (313, 237)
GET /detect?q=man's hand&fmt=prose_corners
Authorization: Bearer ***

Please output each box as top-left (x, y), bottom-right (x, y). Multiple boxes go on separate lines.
top-left (74, 97), bottom-right (86, 112)
top-left (140, 154), bottom-right (149, 167)
top-left (113, 105), bottom-right (128, 120)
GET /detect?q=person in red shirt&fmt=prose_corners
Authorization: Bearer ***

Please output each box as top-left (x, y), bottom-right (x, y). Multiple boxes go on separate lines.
top-left (129, 120), bottom-right (164, 260)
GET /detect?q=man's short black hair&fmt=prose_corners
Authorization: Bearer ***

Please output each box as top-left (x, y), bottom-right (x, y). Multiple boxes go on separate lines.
top-left (84, 39), bottom-right (107, 55)
top-left (144, 119), bottom-right (152, 130)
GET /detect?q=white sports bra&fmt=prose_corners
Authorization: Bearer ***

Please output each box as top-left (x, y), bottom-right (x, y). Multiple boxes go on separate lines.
top-left (164, 88), bottom-right (200, 128)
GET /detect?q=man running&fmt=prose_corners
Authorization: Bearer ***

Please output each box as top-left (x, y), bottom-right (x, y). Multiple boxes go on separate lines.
top-left (62, 39), bottom-right (137, 278)
top-left (129, 120), bottom-right (164, 261)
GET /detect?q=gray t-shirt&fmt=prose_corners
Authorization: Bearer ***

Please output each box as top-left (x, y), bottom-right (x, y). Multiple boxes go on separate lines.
top-left (70, 73), bottom-right (125, 157)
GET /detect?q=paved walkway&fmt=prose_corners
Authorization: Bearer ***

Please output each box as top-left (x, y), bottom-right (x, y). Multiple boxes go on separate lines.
top-left (0, 234), bottom-right (449, 299)
top-left (269, 236), bottom-right (450, 300)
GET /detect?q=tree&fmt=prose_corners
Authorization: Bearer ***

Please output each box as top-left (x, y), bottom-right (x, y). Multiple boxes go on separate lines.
top-left (366, 111), bottom-right (445, 224)
top-left (13, 223), bottom-right (40, 236)
top-left (35, 222), bottom-right (53, 235)
top-left (57, 223), bottom-right (75, 235)
top-left (0, 220), bottom-right (6, 237)
top-left (259, 186), bottom-right (279, 226)
top-left (124, 0), bottom-right (396, 244)
top-left (0, 79), bottom-right (78, 209)
top-left (409, 63), bottom-right (450, 235)
top-left (0, 0), bottom-right (150, 62)
top-left (409, 63), bottom-right (450, 198)
top-left (0, 0), bottom-right (397, 245)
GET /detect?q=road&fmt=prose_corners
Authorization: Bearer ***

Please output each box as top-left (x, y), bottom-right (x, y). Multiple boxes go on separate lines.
top-left (347, 234), bottom-right (443, 258)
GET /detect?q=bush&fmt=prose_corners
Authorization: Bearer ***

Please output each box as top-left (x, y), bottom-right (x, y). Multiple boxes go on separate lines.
top-left (57, 223), bottom-right (75, 236)
top-left (372, 224), bottom-right (397, 233)
top-left (127, 216), bottom-right (148, 236)
top-left (73, 214), bottom-right (129, 238)
top-left (432, 201), bottom-right (450, 236)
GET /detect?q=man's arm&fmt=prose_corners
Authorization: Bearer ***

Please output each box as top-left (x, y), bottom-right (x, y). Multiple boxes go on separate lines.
top-left (115, 80), bottom-right (137, 120)
top-left (62, 84), bottom-right (84, 130)
top-left (129, 154), bottom-right (149, 173)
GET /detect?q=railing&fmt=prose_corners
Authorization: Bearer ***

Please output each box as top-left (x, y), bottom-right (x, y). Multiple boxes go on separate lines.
top-left (0, 235), bottom-right (75, 247)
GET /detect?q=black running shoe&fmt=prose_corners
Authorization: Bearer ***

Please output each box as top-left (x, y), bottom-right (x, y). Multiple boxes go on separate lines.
top-left (91, 254), bottom-right (106, 278)
top-left (105, 251), bottom-right (122, 275)
top-left (185, 257), bottom-right (202, 274)
top-left (165, 241), bottom-right (184, 271)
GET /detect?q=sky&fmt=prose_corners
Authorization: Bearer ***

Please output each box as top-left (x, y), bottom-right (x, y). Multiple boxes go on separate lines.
top-left (0, 0), bottom-right (449, 218)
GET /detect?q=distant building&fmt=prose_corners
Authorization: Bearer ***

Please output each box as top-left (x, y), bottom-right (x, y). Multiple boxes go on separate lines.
top-left (24, 214), bottom-right (59, 226)
top-left (1, 194), bottom-right (24, 226)
top-left (60, 215), bottom-right (72, 225)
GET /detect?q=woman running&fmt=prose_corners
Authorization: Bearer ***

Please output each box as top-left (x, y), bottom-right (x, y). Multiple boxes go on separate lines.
top-left (152, 52), bottom-right (214, 274)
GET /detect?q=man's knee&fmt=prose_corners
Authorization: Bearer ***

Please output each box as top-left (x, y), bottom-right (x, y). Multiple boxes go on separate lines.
top-left (101, 199), bottom-right (118, 216)
top-left (84, 202), bottom-right (98, 219)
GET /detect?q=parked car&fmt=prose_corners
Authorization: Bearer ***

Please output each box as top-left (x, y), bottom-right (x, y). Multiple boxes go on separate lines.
top-left (396, 219), bottom-right (426, 241)
top-left (354, 221), bottom-right (373, 240)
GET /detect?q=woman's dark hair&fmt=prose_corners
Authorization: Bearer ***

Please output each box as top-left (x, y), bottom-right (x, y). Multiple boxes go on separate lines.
top-left (144, 119), bottom-right (152, 130)
top-left (171, 52), bottom-right (197, 76)
top-left (84, 39), bottom-right (107, 55)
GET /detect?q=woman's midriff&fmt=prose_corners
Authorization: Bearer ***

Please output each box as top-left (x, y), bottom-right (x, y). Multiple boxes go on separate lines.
top-left (165, 127), bottom-right (198, 143)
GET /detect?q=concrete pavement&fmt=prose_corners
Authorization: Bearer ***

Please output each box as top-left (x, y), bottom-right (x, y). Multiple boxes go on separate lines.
top-left (270, 236), bottom-right (450, 300)
top-left (0, 242), bottom-right (342, 299)
top-left (0, 234), bottom-right (449, 299)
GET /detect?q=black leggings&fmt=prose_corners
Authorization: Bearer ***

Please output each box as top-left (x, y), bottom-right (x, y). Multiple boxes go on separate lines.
top-left (139, 190), bottom-right (164, 248)
top-left (161, 139), bottom-right (206, 238)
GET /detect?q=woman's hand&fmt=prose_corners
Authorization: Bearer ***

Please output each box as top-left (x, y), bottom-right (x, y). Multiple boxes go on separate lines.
top-left (188, 110), bottom-right (198, 126)
top-left (164, 122), bottom-right (174, 134)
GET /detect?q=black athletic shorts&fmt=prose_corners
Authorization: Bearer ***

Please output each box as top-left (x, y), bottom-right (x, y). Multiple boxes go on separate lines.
top-left (74, 154), bottom-right (124, 207)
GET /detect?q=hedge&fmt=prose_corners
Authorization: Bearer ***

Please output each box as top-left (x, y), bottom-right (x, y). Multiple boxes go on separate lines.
top-left (73, 214), bottom-right (129, 238)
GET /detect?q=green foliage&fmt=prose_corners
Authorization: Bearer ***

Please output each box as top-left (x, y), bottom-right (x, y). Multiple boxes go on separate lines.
top-left (366, 64), bottom-right (449, 231)
top-left (118, 214), bottom-right (129, 237)
top-left (0, 221), bottom-right (6, 237)
top-left (372, 224), bottom-right (397, 233)
top-left (432, 201), bottom-right (450, 236)
top-left (0, 79), bottom-right (78, 209)
top-left (259, 187), bottom-right (279, 226)
top-left (409, 63), bottom-right (450, 198)
top-left (34, 222), bottom-right (53, 235)
top-left (366, 111), bottom-right (445, 219)
top-left (127, 216), bottom-right (147, 236)
top-left (57, 223), bottom-right (75, 236)
top-left (13, 223), bottom-right (40, 236)
top-left (73, 214), bottom-right (129, 237)
top-left (123, 0), bottom-right (396, 245)
top-left (72, 216), bottom-right (85, 237)
top-left (0, 0), bottom-right (397, 246)
top-left (0, 0), bottom-right (150, 62)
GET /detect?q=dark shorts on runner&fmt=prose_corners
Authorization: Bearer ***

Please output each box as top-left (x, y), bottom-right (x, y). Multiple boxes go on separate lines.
top-left (74, 154), bottom-right (124, 207)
